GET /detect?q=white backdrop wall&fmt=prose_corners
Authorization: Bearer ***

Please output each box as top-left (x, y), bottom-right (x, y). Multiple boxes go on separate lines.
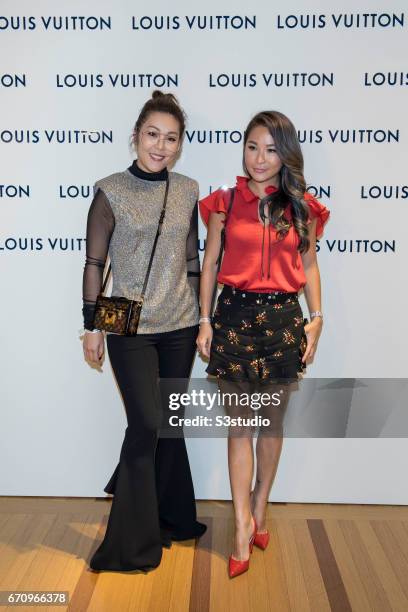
top-left (1, 0), bottom-right (407, 502)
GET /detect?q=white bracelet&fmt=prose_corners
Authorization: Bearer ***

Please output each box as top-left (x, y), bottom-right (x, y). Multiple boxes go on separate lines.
top-left (310, 311), bottom-right (323, 320)
top-left (199, 317), bottom-right (211, 324)
top-left (79, 328), bottom-right (102, 336)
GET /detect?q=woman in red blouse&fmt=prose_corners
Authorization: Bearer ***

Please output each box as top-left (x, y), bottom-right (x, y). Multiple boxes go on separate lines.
top-left (197, 110), bottom-right (330, 578)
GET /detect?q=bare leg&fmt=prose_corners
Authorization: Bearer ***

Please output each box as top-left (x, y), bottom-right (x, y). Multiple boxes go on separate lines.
top-left (219, 378), bottom-right (256, 560)
top-left (251, 383), bottom-right (291, 532)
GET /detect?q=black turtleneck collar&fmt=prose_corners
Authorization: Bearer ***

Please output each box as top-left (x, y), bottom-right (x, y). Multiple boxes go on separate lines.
top-left (128, 159), bottom-right (168, 182)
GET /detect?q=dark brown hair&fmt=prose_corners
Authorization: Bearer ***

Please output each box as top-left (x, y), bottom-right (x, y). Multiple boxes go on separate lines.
top-left (243, 111), bottom-right (310, 252)
top-left (133, 90), bottom-right (186, 143)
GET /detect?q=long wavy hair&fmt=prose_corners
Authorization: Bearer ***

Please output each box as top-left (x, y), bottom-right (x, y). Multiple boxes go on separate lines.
top-left (243, 111), bottom-right (310, 252)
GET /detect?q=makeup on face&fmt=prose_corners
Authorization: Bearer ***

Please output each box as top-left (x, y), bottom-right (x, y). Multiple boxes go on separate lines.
top-left (135, 111), bottom-right (181, 173)
top-left (244, 126), bottom-right (282, 190)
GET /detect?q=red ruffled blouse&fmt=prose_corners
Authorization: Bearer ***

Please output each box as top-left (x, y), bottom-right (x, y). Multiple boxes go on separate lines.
top-left (199, 176), bottom-right (330, 293)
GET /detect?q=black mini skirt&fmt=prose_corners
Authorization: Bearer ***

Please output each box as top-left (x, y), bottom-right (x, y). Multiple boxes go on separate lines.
top-left (207, 284), bottom-right (306, 384)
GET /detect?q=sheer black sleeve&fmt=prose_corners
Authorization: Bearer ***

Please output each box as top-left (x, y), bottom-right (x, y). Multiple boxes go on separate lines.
top-left (82, 188), bottom-right (115, 330)
top-left (186, 201), bottom-right (200, 299)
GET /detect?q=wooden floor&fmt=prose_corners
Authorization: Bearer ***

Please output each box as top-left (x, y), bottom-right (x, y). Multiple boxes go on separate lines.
top-left (1, 498), bottom-right (408, 611)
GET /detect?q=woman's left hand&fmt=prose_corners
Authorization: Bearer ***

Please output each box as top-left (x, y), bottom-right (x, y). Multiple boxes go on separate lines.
top-left (302, 317), bottom-right (323, 363)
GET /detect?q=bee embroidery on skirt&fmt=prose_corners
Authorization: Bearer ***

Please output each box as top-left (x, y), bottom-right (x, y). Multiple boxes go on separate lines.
top-left (245, 344), bottom-right (255, 352)
top-left (283, 329), bottom-right (296, 344)
top-left (255, 311), bottom-right (268, 326)
top-left (264, 329), bottom-right (274, 336)
top-left (273, 303), bottom-right (283, 310)
top-left (216, 367), bottom-right (226, 377)
top-left (250, 357), bottom-right (267, 374)
top-left (299, 336), bottom-right (307, 353)
top-left (215, 344), bottom-right (225, 353)
top-left (227, 329), bottom-right (240, 345)
top-left (250, 358), bottom-right (260, 373)
top-left (240, 320), bottom-right (252, 330)
top-left (293, 316), bottom-right (303, 327)
top-left (214, 322), bottom-right (222, 329)
top-left (223, 298), bottom-right (232, 305)
top-left (228, 362), bottom-right (243, 373)
top-left (255, 357), bottom-right (270, 378)
top-left (272, 350), bottom-right (283, 359)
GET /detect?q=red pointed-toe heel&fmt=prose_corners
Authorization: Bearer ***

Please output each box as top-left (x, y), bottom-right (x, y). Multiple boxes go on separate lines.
top-left (228, 517), bottom-right (257, 578)
top-left (254, 529), bottom-right (270, 550)
top-left (228, 555), bottom-right (250, 579)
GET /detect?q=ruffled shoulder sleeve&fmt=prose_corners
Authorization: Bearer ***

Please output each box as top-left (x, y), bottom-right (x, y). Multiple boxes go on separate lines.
top-left (304, 192), bottom-right (330, 239)
top-left (199, 188), bottom-right (229, 226)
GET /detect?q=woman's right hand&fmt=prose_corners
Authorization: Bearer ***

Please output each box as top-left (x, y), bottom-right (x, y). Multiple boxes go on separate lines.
top-left (83, 331), bottom-right (105, 364)
top-left (196, 322), bottom-right (213, 358)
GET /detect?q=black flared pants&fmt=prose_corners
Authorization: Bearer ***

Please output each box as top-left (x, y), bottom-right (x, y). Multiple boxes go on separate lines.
top-left (89, 324), bottom-right (206, 572)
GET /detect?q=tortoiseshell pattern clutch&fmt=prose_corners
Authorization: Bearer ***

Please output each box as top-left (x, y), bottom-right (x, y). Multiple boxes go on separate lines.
top-left (93, 295), bottom-right (143, 336)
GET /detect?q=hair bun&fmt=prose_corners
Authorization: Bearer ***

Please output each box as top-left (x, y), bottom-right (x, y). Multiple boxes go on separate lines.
top-left (151, 89), bottom-right (180, 107)
top-left (133, 90), bottom-right (186, 140)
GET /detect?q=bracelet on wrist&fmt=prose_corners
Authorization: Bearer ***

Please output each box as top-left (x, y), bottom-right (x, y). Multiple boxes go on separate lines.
top-left (199, 317), bottom-right (211, 324)
top-left (310, 311), bottom-right (323, 321)
top-left (79, 328), bottom-right (102, 336)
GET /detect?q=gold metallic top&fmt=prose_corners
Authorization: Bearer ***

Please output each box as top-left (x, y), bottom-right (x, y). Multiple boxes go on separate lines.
top-left (94, 169), bottom-right (199, 333)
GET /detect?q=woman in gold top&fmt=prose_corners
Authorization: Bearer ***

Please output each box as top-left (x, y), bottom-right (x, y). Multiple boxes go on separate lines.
top-left (82, 91), bottom-right (206, 572)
